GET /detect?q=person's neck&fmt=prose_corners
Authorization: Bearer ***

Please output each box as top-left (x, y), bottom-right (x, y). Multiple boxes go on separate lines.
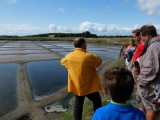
top-left (75, 47), bottom-right (85, 50)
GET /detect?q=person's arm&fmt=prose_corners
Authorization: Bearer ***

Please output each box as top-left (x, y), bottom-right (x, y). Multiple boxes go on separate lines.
top-left (61, 55), bottom-right (68, 68)
top-left (125, 46), bottom-right (130, 54)
top-left (138, 44), bottom-right (159, 86)
top-left (88, 53), bottom-right (102, 68)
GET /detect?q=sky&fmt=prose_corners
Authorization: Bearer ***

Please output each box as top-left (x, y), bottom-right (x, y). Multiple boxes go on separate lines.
top-left (0, 0), bottom-right (160, 36)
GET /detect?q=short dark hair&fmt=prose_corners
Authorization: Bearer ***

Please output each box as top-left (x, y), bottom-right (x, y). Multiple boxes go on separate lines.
top-left (103, 67), bottom-right (134, 103)
top-left (140, 25), bottom-right (157, 37)
top-left (74, 37), bottom-right (86, 48)
top-left (132, 29), bottom-right (140, 36)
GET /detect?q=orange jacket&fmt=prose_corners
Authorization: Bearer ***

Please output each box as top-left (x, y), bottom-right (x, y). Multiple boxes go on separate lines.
top-left (61, 48), bottom-right (102, 96)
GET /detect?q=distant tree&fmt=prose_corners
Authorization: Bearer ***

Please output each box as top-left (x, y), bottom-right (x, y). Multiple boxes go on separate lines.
top-left (82, 31), bottom-right (91, 37)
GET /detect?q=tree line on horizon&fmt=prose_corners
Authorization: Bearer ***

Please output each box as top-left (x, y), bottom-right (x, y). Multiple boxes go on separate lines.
top-left (27, 31), bottom-right (98, 38)
top-left (0, 31), bottom-right (132, 38)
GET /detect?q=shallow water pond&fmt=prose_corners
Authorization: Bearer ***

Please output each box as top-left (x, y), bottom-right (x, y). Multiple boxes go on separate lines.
top-left (26, 60), bottom-right (68, 101)
top-left (0, 63), bottom-right (18, 117)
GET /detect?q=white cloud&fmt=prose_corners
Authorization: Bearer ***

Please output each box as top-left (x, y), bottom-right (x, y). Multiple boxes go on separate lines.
top-left (0, 22), bottom-right (160, 36)
top-left (57, 8), bottom-right (65, 13)
top-left (77, 21), bottom-right (133, 35)
top-left (0, 24), bottom-right (46, 36)
top-left (8, 0), bottom-right (17, 4)
top-left (138, 0), bottom-right (160, 16)
top-left (48, 24), bottom-right (57, 32)
top-left (48, 24), bottom-right (71, 33)
top-left (78, 21), bottom-right (160, 35)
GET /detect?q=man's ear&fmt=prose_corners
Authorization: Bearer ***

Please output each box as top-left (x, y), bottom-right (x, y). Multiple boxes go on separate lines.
top-left (147, 35), bottom-right (152, 40)
top-left (82, 42), bottom-right (86, 50)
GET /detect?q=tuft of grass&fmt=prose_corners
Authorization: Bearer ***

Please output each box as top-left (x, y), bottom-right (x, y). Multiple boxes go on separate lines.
top-left (59, 59), bottom-right (160, 120)
top-left (102, 59), bottom-right (126, 70)
top-left (59, 59), bottom-right (125, 120)
top-left (59, 108), bottom-right (73, 120)
top-left (99, 59), bottom-right (126, 80)
top-left (59, 95), bottom-right (110, 120)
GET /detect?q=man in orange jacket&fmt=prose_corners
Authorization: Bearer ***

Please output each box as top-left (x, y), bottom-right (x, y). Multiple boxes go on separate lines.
top-left (61, 37), bottom-right (102, 120)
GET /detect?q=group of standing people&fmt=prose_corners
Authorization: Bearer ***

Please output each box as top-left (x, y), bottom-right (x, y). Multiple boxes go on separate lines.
top-left (61, 24), bottom-right (160, 120)
top-left (122, 25), bottom-right (160, 120)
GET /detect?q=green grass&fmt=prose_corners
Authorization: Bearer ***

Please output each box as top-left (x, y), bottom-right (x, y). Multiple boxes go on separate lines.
top-left (0, 36), bottom-right (130, 46)
top-left (59, 59), bottom-right (160, 120)
top-left (59, 59), bottom-right (126, 120)
top-left (59, 95), bottom-right (109, 120)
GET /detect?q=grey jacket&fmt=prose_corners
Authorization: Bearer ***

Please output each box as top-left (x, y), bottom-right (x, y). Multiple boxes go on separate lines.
top-left (138, 36), bottom-right (160, 92)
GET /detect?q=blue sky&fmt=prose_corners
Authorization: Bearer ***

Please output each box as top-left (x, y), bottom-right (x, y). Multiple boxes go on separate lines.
top-left (0, 0), bottom-right (160, 36)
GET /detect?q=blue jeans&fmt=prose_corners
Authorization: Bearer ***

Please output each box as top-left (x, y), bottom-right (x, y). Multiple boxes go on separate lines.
top-left (74, 92), bottom-right (102, 120)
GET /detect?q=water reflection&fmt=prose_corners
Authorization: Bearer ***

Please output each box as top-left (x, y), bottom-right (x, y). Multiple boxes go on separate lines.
top-left (26, 60), bottom-right (68, 101)
top-left (0, 63), bottom-right (18, 117)
top-left (89, 50), bottom-right (119, 60)
top-left (36, 41), bottom-right (122, 62)
top-left (21, 40), bottom-right (120, 60)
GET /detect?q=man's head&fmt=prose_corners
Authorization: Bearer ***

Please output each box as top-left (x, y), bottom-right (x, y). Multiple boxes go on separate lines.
top-left (140, 25), bottom-right (157, 44)
top-left (74, 37), bottom-right (86, 50)
top-left (102, 67), bottom-right (134, 103)
top-left (132, 29), bottom-right (141, 43)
